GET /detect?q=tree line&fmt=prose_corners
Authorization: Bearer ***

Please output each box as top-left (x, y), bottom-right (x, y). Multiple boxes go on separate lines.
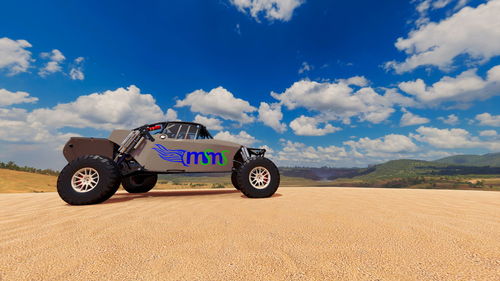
top-left (0, 161), bottom-right (59, 176)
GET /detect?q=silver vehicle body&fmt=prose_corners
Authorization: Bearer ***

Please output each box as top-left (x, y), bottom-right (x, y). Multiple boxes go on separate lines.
top-left (62, 122), bottom-right (252, 174)
top-left (109, 129), bottom-right (241, 173)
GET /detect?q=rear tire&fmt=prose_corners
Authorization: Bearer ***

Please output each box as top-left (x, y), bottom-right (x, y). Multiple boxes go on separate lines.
top-left (236, 157), bottom-right (280, 198)
top-left (122, 174), bottom-right (157, 193)
top-left (57, 155), bottom-right (121, 205)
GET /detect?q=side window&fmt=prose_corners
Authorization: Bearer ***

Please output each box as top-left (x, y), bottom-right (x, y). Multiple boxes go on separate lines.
top-left (164, 124), bottom-right (181, 138)
top-left (176, 125), bottom-right (189, 139)
top-left (186, 125), bottom-right (200, 139)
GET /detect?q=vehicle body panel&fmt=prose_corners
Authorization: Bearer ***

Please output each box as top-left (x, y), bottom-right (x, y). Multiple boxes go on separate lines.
top-left (108, 129), bottom-right (132, 145)
top-left (109, 130), bottom-right (241, 173)
top-left (63, 137), bottom-right (115, 162)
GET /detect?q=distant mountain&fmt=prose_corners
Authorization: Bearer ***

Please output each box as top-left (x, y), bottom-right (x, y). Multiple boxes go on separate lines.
top-left (355, 159), bottom-right (435, 180)
top-left (276, 154), bottom-right (500, 181)
top-left (434, 153), bottom-right (500, 167)
top-left (355, 158), bottom-right (500, 180)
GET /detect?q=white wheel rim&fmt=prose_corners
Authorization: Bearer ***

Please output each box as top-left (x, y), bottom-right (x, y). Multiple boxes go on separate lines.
top-left (71, 167), bottom-right (100, 193)
top-left (249, 166), bottom-right (271, 189)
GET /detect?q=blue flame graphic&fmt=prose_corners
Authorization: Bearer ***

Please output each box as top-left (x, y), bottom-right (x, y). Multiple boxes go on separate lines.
top-left (152, 144), bottom-right (188, 167)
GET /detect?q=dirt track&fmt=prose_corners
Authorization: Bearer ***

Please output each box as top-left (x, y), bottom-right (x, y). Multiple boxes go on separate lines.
top-left (1, 187), bottom-right (499, 280)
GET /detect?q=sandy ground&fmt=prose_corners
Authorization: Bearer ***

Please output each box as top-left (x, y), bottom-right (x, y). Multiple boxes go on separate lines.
top-left (1, 187), bottom-right (499, 281)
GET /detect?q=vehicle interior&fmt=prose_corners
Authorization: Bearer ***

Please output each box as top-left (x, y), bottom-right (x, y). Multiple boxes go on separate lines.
top-left (151, 122), bottom-right (213, 140)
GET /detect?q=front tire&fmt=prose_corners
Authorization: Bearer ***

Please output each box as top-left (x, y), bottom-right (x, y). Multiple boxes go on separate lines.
top-left (231, 172), bottom-right (240, 190)
top-left (236, 157), bottom-right (280, 198)
top-left (57, 155), bottom-right (121, 205)
top-left (122, 174), bottom-right (157, 193)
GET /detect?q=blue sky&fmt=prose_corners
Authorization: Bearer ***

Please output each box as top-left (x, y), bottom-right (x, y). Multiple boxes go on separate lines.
top-left (1, 0), bottom-right (500, 169)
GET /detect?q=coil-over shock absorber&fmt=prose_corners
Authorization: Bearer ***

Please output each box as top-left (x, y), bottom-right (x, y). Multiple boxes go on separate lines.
top-left (114, 124), bottom-right (159, 165)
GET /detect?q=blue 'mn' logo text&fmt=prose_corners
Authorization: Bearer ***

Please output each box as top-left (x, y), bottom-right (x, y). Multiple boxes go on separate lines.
top-left (152, 144), bottom-right (228, 167)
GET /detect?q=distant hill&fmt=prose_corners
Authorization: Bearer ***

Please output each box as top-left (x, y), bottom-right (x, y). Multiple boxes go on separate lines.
top-left (355, 159), bottom-right (500, 180)
top-left (281, 153), bottom-right (500, 181)
top-left (435, 153), bottom-right (500, 167)
top-left (0, 168), bottom-right (57, 193)
top-left (355, 159), bottom-right (437, 180)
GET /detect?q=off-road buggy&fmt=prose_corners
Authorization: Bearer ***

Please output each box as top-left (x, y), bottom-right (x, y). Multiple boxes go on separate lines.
top-left (57, 121), bottom-right (280, 205)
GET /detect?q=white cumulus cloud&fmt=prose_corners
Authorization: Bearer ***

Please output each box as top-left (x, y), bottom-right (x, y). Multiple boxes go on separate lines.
top-left (289, 115), bottom-right (340, 136)
top-left (271, 78), bottom-right (415, 124)
top-left (194, 114), bottom-right (223, 131)
top-left (0, 106), bottom-right (79, 145)
top-left (230, 0), bottom-right (305, 22)
top-left (387, 0), bottom-right (500, 73)
top-left (0, 37), bottom-right (32, 75)
top-left (38, 49), bottom-right (66, 77)
top-left (399, 65), bottom-right (500, 105)
top-left (479, 130), bottom-right (497, 137)
top-left (214, 130), bottom-right (258, 146)
top-left (273, 134), bottom-right (449, 167)
top-left (165, 108), bottom-right (178, 121)
top-left (475, 112), bottom-right (500, 127)
top-left (175, 86), bottom-right (256, 124)
top-left (69, 57), bottom-right (85, 80)
top-left (400, 108), bottom-right (430, 127)
top-left (412, 126), bottom-right (475, 148)
top-left (0, 88), bottom-right (38, 107)
top-left (258, 102), bottom-right (286, 133)
top-left (437, 114), bottom-right (459, 125)
top-left (414, 0), bottom-right (469, 27)
top-left (27, 85), bottom-right (171, 131)
top-left (0, 107), bottom-right (29, 121)
top-left (344, 134), bottom-right (418, 157)
top-left (337, 76), bottom-right (369, 87)
top-left (275, 140), bottom-right (348, 166)
top-left (411, 126), bottom-right (500, 150)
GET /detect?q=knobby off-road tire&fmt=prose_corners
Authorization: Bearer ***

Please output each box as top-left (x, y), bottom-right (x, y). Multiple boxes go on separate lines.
top-left (122, 174), bottom-right (157, 193)
top-left (57, 155), bottom-right (121, 205)
top-left (231, 172), bottom-right (240, 190)
top-left (236, 157), bottom-right (280, 198)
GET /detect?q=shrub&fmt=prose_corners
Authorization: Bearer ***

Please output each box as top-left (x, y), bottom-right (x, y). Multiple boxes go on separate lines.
top-left (211, 183), bottom-right (225, 189)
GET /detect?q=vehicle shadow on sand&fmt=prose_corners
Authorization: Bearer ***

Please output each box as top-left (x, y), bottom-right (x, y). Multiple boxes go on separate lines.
top-left (240, 193), bottom-right (282, 199)
top-left (103, 189), bottom-right (234, 204)
top-left (101, 189), bottom-right (282, 204)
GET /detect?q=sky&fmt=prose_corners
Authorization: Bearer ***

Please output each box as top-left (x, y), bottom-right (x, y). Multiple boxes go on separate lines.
top-left (1, 0), bottom-right (500, 169)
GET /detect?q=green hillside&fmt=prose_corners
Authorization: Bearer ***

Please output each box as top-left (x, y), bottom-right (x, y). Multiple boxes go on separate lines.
top-left (338, 159), bottom-right (500, 190)
top-left (280, 153), bottom-right (500, 181)
top-left (435, 153), bottom-right (500, 167)
top-left (355, 158), bottom-right (500, 180)
top-left (355, 159), bottom-right (442, 180)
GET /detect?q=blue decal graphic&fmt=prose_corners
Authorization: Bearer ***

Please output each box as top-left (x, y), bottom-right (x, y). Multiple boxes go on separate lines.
top-left (152, 144), bottom-right (229, 167)
top-left (152, 144), bottom-right (188, 167)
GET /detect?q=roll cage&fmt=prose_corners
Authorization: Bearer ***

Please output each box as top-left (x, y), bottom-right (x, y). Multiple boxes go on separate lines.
top-left (144, 121), bottom-right (213, 140)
